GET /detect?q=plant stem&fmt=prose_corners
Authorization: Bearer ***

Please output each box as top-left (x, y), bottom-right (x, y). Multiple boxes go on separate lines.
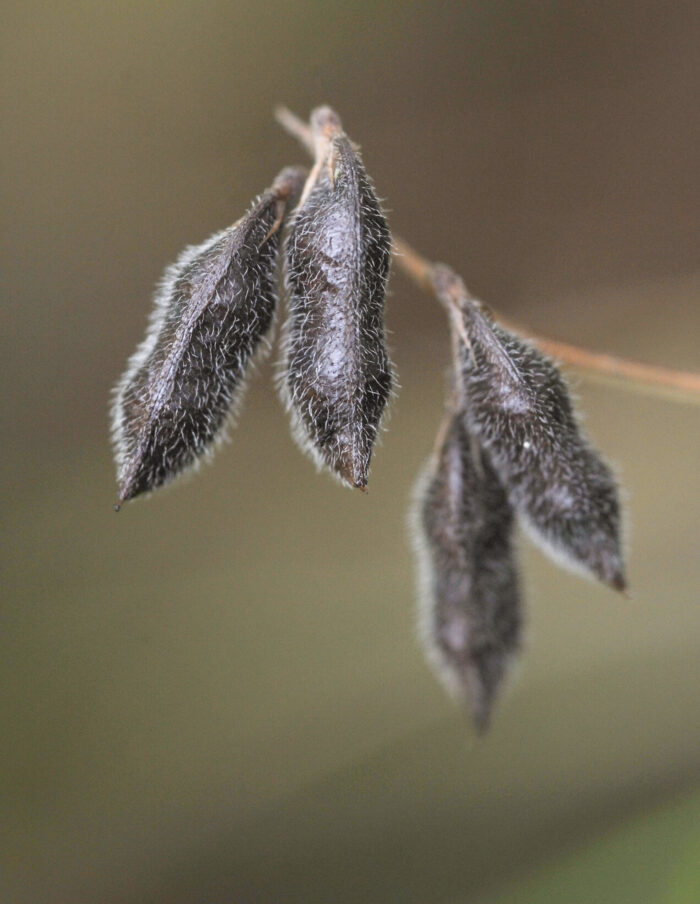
top-left (393, 237), bottom-right (700, 404)
top-left (276, 107), bottom-right (700, 405)
top-left (274, 106), bottom-right (316, 155)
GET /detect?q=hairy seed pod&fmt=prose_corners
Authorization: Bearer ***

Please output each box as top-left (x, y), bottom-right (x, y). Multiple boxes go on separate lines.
top-left (111, 166), bottom-right (307, 504)
top-left (413, 411), bottom-right (522, 731)
top-left (281, 106), bottom-right (393, 489)
top-left (449, 287), bottom-right (625, 591)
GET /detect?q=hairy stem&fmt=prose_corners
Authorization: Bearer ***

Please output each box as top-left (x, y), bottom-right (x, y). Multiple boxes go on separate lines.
top-left (276, 107), bottom-right (700, 405)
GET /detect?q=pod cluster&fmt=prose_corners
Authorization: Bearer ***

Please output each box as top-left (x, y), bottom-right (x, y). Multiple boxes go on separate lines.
top-left (413, 267), bottom-right (625, 729)
top-left (111, 107), bottom-right (393, 504)
top-left (112, 105), bottom-right (628, 735)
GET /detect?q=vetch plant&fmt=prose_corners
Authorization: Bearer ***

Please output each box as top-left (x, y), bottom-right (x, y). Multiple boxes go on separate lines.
top-left (111, 105), bottom-right (700, 730)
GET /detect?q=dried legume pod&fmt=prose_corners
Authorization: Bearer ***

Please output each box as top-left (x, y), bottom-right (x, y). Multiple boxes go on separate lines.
top-left (442, 275), bottom-right (625, 591)
top-left (112, 166), bottom-right (306, 503)
top-left (413, 410), bottom-right (522, 731)
top-left (281, 107), bottom-right (393, 488)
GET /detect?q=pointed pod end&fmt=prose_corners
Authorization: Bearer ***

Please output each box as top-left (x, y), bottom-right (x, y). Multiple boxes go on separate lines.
top-left (469, 704), bottom-right (492, 736)
top-left (335, 465), bottom-right (369, 492)
top-left (116, 477), bottom-right (142, 507)
top-left (465, 678), bottom-right (494, 735)
top-left (609, 571), bottom-right (630, 597)
top-left (595, 555), bottom-right (628, 596)
top-left (333, 446), bottom-right (370, 492)
top-left (462, 660), bottom-right (505, 735)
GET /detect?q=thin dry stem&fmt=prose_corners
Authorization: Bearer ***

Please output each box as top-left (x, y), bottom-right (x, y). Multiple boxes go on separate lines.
top-left (392, 240), bottom-right (700, 405)
top-left (276, 107), bottom-right (700, 404)
top-left (274, 106), bottom-right (316, 155)
top-left (497, 327), bottom-right (700, 404)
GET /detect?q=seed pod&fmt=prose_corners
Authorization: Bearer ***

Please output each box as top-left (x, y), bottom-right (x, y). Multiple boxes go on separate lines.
top-left (446, 281), bottom-right (625, 591)
top-left (111, 166), bottom-right (307, 504)
top-left (413, 411), bottom-right (522, 731)
top-left (281, 106), bottom-right (393, 489)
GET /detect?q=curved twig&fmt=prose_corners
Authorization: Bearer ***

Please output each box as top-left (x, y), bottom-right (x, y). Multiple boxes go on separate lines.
top-left (277, 107), bottom-right (700, 405)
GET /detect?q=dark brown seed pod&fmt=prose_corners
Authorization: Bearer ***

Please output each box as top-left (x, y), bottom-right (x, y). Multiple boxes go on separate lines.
top-left (111, 166), bottom-right (307, 504)
top-left (438, 272), bottom-right (626, 591)
top-left (413, 410), bottom-right (522, 731)
top-left (280, 106), bottom-right (393, 489)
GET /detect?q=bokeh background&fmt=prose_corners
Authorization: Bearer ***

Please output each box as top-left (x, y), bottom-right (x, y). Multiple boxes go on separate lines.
top-left (2, 2), bottom-right (699, 902)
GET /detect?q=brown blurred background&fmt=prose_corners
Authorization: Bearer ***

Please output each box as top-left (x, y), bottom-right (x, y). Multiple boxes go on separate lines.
top-left (2, 2), bottom-right (699, 902)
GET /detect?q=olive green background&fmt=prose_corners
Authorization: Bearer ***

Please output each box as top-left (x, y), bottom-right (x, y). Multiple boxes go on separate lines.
top-left (2, 2), bottom-right (699, 902)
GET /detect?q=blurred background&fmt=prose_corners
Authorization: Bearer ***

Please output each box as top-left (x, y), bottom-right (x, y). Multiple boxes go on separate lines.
top-left (2, 2), bottom-right (699, 902)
